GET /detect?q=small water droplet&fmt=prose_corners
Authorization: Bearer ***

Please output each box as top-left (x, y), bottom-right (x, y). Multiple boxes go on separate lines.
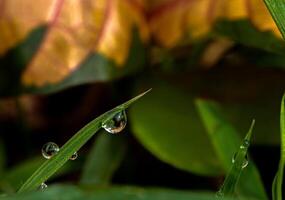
top-left (42, 142), bottom-right (59, 159)
top-left (39, 182), bottom-right (48, 190)
top-left (102, 110), bottom-right (127, 134)
top-left (240, 139), bottom-right (250, 149)
top-left (70, 152), bottom-right (78, 160)
top-left (232, 153), bottom-right (249, 169)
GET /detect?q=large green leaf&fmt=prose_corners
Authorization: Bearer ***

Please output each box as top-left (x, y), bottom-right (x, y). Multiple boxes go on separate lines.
top-left (0, 185), bottom-right (257, 200)
top-left (18, 90), bottom-right (150, 193)
top-left (80, 133), bottom-right (127, 185)
top-left (130, 81), bottom-right (223, 176)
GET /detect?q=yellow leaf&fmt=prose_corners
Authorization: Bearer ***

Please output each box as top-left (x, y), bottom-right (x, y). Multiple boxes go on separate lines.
top-left (148, 0), bottom-right (280, 47)
top-left (0, 0), bottom-right (55, 56)
top-left (247, 0), bottom-right (281, 37)
top-left (0, 0), bottom-right (281, 87)
top-left (20, 0), bottom-right (148, 86)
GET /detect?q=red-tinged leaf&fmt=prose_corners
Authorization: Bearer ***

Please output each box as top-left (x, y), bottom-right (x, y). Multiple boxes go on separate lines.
top-left (0, 0), bottom-right (148, 87)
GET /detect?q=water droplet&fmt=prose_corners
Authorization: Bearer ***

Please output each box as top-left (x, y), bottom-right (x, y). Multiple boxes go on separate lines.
top-left (39, 182), bottom-right (48, 190)
top-left (240, 139), bottom-right (250, 149)
top-left (42, 142), bottom-right (59, 159)
top-left (70, 152), bottom-right (78, 160)
top-left (102, 110), bottom-right (127, 134)
top-left (232, 153), bottom-right (249, 169)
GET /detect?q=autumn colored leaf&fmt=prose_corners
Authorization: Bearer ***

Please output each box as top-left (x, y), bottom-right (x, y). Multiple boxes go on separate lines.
top-left (148, 0), bottom-right (280, 47)
top-left (0, 0), bottom-right (280, 88)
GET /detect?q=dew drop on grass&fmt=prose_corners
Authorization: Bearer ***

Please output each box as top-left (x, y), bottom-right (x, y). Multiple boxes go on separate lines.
top-left (42, 142), bottom-right (60, 159)
top-left (39, 182), bottom-right (48, 190)
top-left (231, 153), bottom-right (249, 169)
top-left (70, 152), bottom-right (78, 160)
top-left (102, 110), bottom-right (127, 134)
top-left (239, 139), bottom-right (250, 149)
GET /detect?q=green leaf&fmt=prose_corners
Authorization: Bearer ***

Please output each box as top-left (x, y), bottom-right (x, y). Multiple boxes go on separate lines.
top-left (80, 133), bottom-right (127, 185)
top-left (213, 20), bottom-right (285, 56)
top-left (196, 100), bottom-right (267, 199)
top-left (130, 81), bottom-right (223, 176)
top-left (272, 93), bottom-right (285, 200)
top-left (0, 26), bottom-right (46, 96)
top-left (0, 185), bottom-right (258, 200)
top-left (17, 90), bottom-right (150, 193)
top-left (264, 0), bottom-right (285, 39)
top-left (0, 156), bottom-right (80, 193)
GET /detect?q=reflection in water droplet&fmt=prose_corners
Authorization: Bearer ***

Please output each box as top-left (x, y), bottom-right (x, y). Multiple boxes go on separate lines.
top-left (42, 142), bottom-right (60, 159)
top-left (240, 139), bottom-right (250, 149)
top-left (102, 110), bottom-right (127, 134)
top-left (232, 153), bottom-right (249, 169)
top-left (70, 152), bottom-right (78, 160)
top-left (39, 182), bottom-right (48, 190)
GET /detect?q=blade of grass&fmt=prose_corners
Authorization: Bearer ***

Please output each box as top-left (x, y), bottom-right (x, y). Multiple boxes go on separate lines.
top-left (271, 93), bottom-right (285, 200)
top-left (80, 133), bottom-right (127, 185)
top-left (264, 0), bottom-right (285, 39)
top-left (195, 100), bottom-right (267, 199)
top-left (217, 120), bottom-right (254, 197)
top-left (17, 89), bottom-right (151, 193)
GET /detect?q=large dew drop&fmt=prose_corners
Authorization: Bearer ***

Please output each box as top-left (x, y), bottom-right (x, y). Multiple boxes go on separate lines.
top-left (102, 110), bottom-right (127, 134)
top-left (231, 153), bottom-right (249, 169)
top-left (42, 142), bottom-right (60, 159)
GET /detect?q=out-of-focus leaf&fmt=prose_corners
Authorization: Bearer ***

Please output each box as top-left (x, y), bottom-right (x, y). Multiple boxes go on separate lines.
top-left (24, 29), bottom-right (146, 94)
top-left (195, 100), bottom-right (267, 199)
top-left (0, 185), bottom-right (257, 200)
top-left (272, 93), bottom-right (285, 200)
top-left (264, 0), bottom-right (285, 39)
top-left (148, 0), bottom-right (280, 47)
top-left (0, 139), bottom-right (5, 176)
top-left (18, 90), bottom-right (149, 193)
top-left (0, 26), bottom-right (45, 96)
top-left (0, 0), bottom-right (148, 87)
top-left (213, 20), bottom-right (285, 56)
top-left (80, 133), bottom-right (127, 185)
top-left (130, 81), bottom-right (223, 176)
top-left (0, 157), bottom-right (80, 193)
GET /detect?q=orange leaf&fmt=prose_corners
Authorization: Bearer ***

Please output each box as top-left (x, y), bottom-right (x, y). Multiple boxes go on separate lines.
top-left (0, 0), bottom-right (281, 87)
top-left (0, 0), bottom-right (148, 86)
top-left (148, 0), bottom-right (280, 47)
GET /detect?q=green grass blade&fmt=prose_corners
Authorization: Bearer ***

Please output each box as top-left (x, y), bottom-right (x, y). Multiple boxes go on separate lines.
top-left (217, 120), bottom-right (254, 197)
top-left (17, 90), bottom-right (150, 193)
top-left (264, 0), bottom-right (285, 39)
top-left (196, 100), bottom-right (267, 199)
top-left (272, 93), bottom-right (285, 200)
top-left (80, 133), bottom-right (127, 185)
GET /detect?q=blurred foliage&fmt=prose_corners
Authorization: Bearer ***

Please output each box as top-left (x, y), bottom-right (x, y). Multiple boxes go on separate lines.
top-left (1, 0), bottom-right (285, 199)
